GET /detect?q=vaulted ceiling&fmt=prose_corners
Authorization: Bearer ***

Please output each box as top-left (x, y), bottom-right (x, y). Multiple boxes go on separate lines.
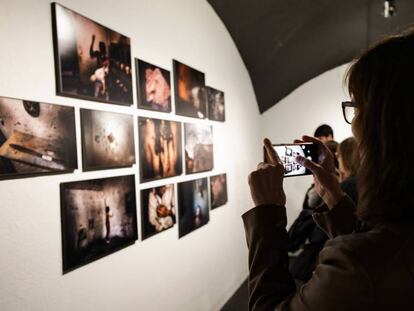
top-left (208, 0), bottom-right (414, 113)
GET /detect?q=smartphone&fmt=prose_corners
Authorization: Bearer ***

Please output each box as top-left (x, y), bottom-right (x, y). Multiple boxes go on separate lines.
top-left (264, 143), bottom-right (318, 177)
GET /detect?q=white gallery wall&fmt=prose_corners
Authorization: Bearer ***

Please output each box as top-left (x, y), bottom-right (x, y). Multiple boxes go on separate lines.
top-left (261, 64), bottom-right (353, 226)
top-left (0, 1), bottom-right (262, 310)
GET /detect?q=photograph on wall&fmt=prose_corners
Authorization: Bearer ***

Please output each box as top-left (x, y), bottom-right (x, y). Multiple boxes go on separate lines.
top-left (80, 109), bottom-right (135, 171)
top-left (60, 175), bottom-right (137, 273)
top-left (177, 178), bottom-right (209, 238)
top-left (138, 117), bottom-right (182, 182)
top-left (207, 86), bottom-right (225, 122)
top-left (184, 123), bottom-right (213, 174)
top-left (52, 3), bottom-right (133, 106)
top-left (210, 173), bottom-right (228, 209)
top-left (141, 184), bottom-right (175, 240)
top-left (173, 60), bottom-right (207, 119)
top-left (136, 59), bottom-right (171, 112)
top-left (0, 96), bottom-right (77, 179)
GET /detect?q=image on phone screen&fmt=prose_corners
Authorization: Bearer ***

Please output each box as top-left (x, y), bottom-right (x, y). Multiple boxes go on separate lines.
top-left (272, 143), bottom-right (318, 177)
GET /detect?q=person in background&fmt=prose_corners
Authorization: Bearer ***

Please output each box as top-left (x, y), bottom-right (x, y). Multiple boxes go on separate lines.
top-left (314, 124), bottom-right (334, 143)
top-left (243, 30), bottom-right (414, 310)
top-left (336, 137), bottom-right (359, 203)
top-left (287, 136), bottom-right (358, 284)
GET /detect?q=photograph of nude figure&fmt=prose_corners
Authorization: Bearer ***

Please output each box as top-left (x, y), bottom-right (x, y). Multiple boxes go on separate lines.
top-left (138, 117), bottom-right (182, 183)
top-left (60, 175), bottom-right (137, 273)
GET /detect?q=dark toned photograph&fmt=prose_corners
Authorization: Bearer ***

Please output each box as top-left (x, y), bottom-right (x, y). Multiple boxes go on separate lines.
top-left (80, 109), bottom-right (135, 171)
top-left (136, 59), bottom-right (171, 112)
top-left (138, 117), bottom-right (182, 182)
top-left (0, 96), bottom-right (77, 179)
top-left (178, 178), bottom-right (209, 238)
top-left (173, 60), bottom-right (207, 119)
top-left (210, 173), bottom-right (228, 209)
top-left (141, 184), bottom-right (175, 240)
top-left (207, 86), bottom-right (225, 122)
top-left (52, 3), bottom-right (132, 106)
top-left (60, 175), bottom-right (137, 273)
top-left (184, 123), bottom-right (213, 174)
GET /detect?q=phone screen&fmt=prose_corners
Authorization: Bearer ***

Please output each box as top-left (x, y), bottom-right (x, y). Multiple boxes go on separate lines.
top-left (270, 143), bottom-right (318, 177)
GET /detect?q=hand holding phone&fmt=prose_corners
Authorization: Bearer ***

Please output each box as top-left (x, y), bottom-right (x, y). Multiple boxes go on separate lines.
top-left (248, 138), bottom-right (286, 207)
top-left (294, 135), bottom-right (345, 208)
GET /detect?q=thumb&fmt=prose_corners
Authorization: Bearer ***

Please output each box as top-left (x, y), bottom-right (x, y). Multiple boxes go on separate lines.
top-left (296, 155), bottom-right (321, 175)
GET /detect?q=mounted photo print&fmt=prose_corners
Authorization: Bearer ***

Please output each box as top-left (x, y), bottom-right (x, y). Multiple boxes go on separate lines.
top-left (184, 123), bottom-right (213, 174)
top-left (136, 59), bottom-right (171, 112)
top-left (52, 3), bottom-right (133, 106)
top-left (141, 184), bottom-right (175, 240)
top-left (60, 175), bottom-right (137, 273)
top-left (207, 86), bottom-right (225, 122)
top-left (138, 117), bottom-right (182, 182)
top-left (80, 109), bottom-right (135, 171)
top-left (178, 178), bottom-right (209, 238)
top-left (210, 173), bottom-right (228, 209)
top-left (0, 96), bottom-right (77, 179)
top-left (173, 60), bottom-right (207, 119)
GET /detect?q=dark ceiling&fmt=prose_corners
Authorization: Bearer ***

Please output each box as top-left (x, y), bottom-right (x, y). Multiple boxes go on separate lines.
top-left (207, 0), bottom-right (414, 113)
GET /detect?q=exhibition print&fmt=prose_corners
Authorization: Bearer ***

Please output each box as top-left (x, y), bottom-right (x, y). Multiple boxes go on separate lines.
top-left (52, 3), bottom-right (133, 106)
top-left (80, 109), bottom-right (135, 171)
top-left (141, 184), bottom-right (176, 240)
top-left (173, 60), bottom-right (207, 119)
top-left (0, 96), bottom-right (77, 179)
top-left (207, 86), bottom-right (225, 122)
top-left (138, 117), bottom-right (182, 182)
top-left (184, 123), bottom-right (213, 174)
top-left (60, 175), bottom-right (137, 273)
top-left (210, 173), bottom-right (228, 209)
top-left (178, 178), bottom-right (209, 238)
top-left (136, 59), bottom-right (171, 112)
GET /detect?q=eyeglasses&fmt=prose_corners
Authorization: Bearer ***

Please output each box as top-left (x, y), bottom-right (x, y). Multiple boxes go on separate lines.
top-left (342, 101), bottom-right (357, 125)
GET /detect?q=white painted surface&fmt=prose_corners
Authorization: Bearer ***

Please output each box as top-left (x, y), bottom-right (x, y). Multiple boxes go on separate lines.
top-left (0, 1), bottom-right (262, 310)
top-left (261, 64), bottom-right (353, 226)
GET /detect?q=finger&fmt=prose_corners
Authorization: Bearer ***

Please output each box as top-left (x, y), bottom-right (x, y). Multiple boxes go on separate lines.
top-left (301, 135), bottom-right (333, 164)
top-left (264, 138), bottom-right (282, 165)
top-left (296, 154), bottom-right (322, 175)
top-left (294, 139), bottom-right (304, 144)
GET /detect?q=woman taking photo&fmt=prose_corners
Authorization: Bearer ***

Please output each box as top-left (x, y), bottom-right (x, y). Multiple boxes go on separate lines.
top-left (243, 30), bottom-right (414, 310)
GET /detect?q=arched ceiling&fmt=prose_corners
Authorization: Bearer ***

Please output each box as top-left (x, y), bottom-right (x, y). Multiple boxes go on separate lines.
top-left (207, 0), bottom-right (414, 113)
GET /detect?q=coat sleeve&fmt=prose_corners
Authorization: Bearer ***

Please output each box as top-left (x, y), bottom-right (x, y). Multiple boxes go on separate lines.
top-left (243, 204), bottom-right (374, 311)
top-left (312, 195), bottom-right (358, 239)
top-left (242, 205), bottom-right (296, 310)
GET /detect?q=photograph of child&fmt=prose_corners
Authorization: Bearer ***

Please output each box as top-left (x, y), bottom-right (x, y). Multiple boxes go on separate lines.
top-left (60, 175), bottom-right (138, 273)
top-left (141, 184), bottom-right (175, 240)
top-left (52, 3), bottom-right (133, 105)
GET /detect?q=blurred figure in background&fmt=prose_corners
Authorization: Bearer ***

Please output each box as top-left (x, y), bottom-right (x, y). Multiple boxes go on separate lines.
top-left (287, 133), bottom-right (359, 284)
top-left (314, 124), bottom-right (334, 143)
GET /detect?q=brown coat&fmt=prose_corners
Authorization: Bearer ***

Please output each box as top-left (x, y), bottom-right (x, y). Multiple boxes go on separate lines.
top-left (242, 195), bottom-right (414, 310)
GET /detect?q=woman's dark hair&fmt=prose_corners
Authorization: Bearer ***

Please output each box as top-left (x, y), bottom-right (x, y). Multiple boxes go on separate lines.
top-left (337, 137), bottom-right (359, 177)
top-left (346, 29), bottom-right (414, 224)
